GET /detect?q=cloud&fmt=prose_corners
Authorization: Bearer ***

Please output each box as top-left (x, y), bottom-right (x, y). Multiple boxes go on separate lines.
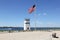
top-left (36, 21), bottom-right (43, 24)
top-left (43, 13), bottom-right (47, 16)
top-left (38, 14), bottom-right (41, 16)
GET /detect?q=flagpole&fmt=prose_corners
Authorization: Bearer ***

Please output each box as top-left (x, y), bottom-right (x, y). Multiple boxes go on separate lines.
top-left (34, 0), bottom-right (36, 31)
top-left (34, 12), bottom-right (36, 31)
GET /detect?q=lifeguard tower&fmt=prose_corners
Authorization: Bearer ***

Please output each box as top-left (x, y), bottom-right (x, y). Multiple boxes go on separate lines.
top-left (24, 19), bottom-right (30, 31)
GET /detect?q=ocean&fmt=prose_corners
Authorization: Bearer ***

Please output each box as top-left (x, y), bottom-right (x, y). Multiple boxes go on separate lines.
top-left (0, 27), bottom-right (60, 31)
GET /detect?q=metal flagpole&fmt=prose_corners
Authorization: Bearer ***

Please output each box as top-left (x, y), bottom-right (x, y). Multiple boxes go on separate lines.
top-left (34, 13), bottom-right (37, 31)
top-left (34, 0), bottom-right (36, 31)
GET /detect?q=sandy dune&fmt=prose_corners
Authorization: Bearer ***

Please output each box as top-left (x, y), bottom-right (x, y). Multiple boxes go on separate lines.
top-left (0, 31), bottom-right (60, 40)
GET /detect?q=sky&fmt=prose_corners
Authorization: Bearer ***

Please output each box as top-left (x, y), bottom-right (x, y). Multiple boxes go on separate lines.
top-left (0, 0), bottom-right (60, 27)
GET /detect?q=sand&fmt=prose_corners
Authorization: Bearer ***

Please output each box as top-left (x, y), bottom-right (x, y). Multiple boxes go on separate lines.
top-left (0, 31), bottom-right (60, 40)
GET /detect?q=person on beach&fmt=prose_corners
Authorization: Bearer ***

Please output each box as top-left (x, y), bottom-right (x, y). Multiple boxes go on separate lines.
top-left (52, 33), bottom-right (59, 38)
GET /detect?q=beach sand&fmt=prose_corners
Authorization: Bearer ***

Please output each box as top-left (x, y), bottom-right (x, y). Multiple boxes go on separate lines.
top-left (0, 31), bottom-right (60, 40)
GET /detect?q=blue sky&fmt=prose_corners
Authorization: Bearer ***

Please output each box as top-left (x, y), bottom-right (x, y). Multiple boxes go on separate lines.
top-left (0, 0), bottom-right (60, 27)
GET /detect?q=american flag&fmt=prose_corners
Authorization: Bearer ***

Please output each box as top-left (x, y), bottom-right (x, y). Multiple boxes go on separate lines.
top-left (28, 5), bottom-right (36, 13)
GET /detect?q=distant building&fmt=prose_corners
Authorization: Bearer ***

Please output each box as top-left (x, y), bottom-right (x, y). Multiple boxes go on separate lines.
top-left (24, 19), bottom-right (30, 31)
